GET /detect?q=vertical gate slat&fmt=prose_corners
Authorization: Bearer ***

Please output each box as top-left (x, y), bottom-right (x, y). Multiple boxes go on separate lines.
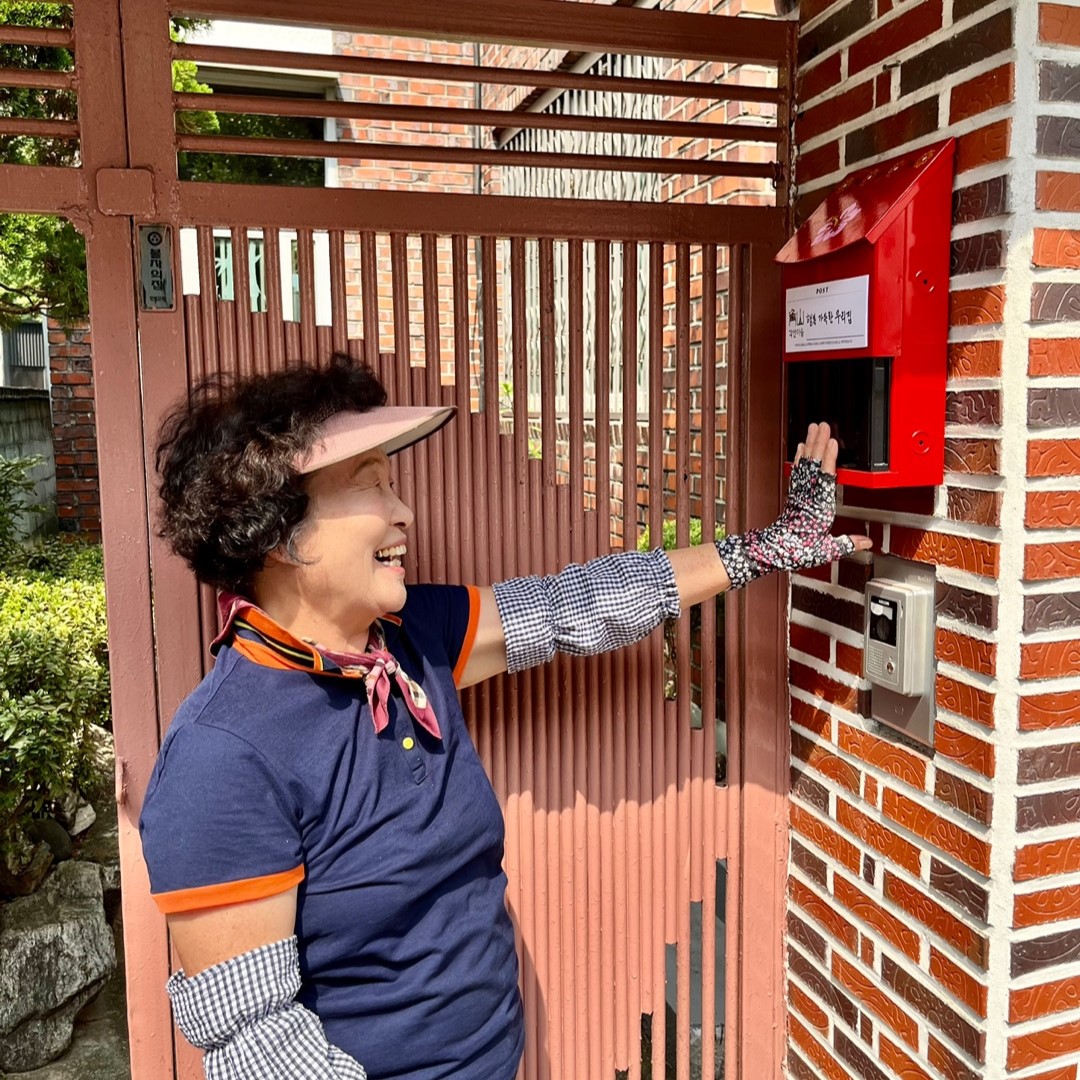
top-left (409, 362), bottom-right (432, 586)
top-left (536, 235), bottom-right (560, 1080)
top-left (450, 235), bottom-right (474, 574)
top-left (251, 310), bottom-right (268, 378)
top-left (420, 233), bottom-right (441, 373)
top-left (317, 325), bottom-right (332, 367)
top-left (509, 241), bottom-right (538, 1076)
top-left (495, 237), bottom-right (519, 1060)
top-left (183, 295), bottom-right (204, 387)
top-left (329, 229), bottom-right (348, 355)
top-left (700, 241), bottom-right (720, 1080)
top-left (562, 426), bottom-right (580, 1080)
top-left (434, 233), bottom-right (460, 587)
top-left (561, 240), bottom-right (587, 1080)
top-left (389, 232), bottom-right (417, 519)
top-left (479, 237), bottom-right (499, 589)
top-left (570, 240), bottom-right (596, 1080)
top-left (230, 226), bottom-right (253, 377)
top-left (675, 242), bottom-right (693, 1080)
top-left (509, 238), bottom-right (529, 479)
top-left (297, 228), bottom-right (318, 363)
top-left (494, 267), bottom-right (516, 928)
top-left (594, 238), bottom-right (618, 1079)
top-left (647, 240), bottom-right (667, 1080)
top-left (621, 239), bottom-right (643, 1080)
top-left (420, 233), bottom-right (447, 585)
top-left (529, 457), bottom-right (550, 1080)
top-left (263, 227), bottom-right (285, 372)
top-left (390, 232), bottom-right (411, 373)
top-left (360, 231), bottom-right (380, 369)
top-left (195, 227), bottom-right (219, 377)
top-left (216, 295), bottom-right (236, 380)
top-left (538, 238), bottom-right (556, 494)
top-left (725, 243), bottom-right (747, 1077)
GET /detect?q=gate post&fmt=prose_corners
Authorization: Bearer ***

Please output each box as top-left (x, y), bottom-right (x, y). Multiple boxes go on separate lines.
top-left (76, 0), bottom-right (180, 1075)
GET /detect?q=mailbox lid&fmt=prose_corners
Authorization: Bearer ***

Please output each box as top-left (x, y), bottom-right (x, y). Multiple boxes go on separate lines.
top-left (776, 139), bottom-right (956, 264)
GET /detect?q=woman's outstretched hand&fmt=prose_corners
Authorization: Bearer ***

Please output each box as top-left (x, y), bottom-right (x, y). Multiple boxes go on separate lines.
top-left (714, 421), bottom-right (874, 590)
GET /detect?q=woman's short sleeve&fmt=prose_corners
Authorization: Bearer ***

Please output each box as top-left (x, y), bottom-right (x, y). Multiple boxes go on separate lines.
top-left (395, 584), bottom-right (480, 685)
top-left (139, 723), bottom-right (305, 915)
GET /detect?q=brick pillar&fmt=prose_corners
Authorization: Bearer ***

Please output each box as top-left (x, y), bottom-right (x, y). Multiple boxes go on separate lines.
top-left (783, 1), bottom-right (1061, 1078)
top-left (49, 320), bottom-right (101, 539)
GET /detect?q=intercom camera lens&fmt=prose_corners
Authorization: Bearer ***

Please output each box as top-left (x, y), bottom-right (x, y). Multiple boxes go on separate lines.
top-left (873, 614), bottom-right (891, 642)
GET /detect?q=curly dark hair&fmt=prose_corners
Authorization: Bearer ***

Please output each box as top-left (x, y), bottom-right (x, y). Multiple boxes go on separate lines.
top-left (155, 353), bottom-right (388, 592)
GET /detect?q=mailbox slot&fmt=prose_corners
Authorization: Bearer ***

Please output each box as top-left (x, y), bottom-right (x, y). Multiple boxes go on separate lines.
top-left (787, 357), bottom-right (891, 472)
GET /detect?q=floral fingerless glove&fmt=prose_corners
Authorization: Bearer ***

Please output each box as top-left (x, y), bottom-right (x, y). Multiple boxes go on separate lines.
top-left (715, 458), bottom-right (855, 590)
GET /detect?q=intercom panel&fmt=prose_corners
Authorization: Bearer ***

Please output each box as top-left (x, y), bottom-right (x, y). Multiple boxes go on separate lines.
top-left (863, 555), bottom-right (937, 748)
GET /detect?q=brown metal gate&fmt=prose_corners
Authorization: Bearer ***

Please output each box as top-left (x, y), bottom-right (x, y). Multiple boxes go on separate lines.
top-left (0, 3), bottom-right (795, 1077)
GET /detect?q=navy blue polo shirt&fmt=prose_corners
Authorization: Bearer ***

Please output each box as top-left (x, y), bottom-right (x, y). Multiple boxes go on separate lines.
top-left (139, 585), bottom-right (525, 1080)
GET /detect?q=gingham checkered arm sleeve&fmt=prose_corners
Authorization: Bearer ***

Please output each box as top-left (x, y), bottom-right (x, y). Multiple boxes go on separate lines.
top-left (167, 937), bottom-right (366, 1080)
top-left (492, 549), bottom-right (681, 674)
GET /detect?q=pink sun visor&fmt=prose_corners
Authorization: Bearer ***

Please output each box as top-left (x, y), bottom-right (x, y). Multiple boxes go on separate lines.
top-left (294, 405), bottom-right (456, 475)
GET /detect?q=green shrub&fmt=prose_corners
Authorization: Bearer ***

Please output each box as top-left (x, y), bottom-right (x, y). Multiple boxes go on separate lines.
top-left (18, 534), bottom-right (104, 581)
top-left (637, 517), bottom-right (724, 552)
top-left (0, 559), bottom-right (109, 863)
top-left (0, 455), bottom-right (45, 565)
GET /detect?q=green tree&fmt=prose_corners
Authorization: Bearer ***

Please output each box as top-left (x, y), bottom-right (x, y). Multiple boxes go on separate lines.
top-left (0, 6), bottom-right (322, 328)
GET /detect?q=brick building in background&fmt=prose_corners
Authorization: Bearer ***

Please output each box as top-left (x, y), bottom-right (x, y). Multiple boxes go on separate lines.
top-left (49, 320), bottom-right (101, 538)
top-left (785, 2), bottom-right (1080, 1078)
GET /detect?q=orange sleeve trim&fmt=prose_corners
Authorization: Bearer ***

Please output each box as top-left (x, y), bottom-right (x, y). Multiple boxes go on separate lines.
top-left (453, 585), bottom-right (482, 687)
top-left (152, 864), bottom-right (305, 915)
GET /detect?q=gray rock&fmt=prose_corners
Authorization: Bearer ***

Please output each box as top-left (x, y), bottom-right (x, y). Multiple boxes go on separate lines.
top-left (54, 791), bottom-right (81, 833)
top-left (54, 794), bottom-right (95, 839)
top-left (69, 803), bottom-right (96, 838)
top-left (73, 803), bottom-right (120, 926)
top-left (0, 843), bottom-right (53, 899)
top-left (0, 861), bottom-right (116, 1072)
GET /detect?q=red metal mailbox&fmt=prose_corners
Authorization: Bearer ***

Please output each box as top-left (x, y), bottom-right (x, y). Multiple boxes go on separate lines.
top-left (776, 138), bottom-right (956, 488)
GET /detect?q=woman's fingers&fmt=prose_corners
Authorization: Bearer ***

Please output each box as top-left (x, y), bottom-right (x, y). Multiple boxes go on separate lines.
top-left (822, 437), bottom-right (839, 476)
top-left (793, 441), bottom-right (806, 466)
top-left (847, 534), bottom-right (874, 552)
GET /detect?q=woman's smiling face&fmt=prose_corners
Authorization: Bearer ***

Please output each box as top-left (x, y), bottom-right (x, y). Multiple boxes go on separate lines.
top-left (287, 449), bottom-right (415, 635)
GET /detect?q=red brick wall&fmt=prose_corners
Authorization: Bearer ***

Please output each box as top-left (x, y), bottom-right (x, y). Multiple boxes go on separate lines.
top-left (49, 320), bottom-right (100, 540)
top-left (785, 1), bottom-right (1080, 1078)
top-left (1003, 6), bottom-right (1080, 1076)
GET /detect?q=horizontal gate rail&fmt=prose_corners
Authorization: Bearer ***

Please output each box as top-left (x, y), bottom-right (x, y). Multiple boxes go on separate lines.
top-left (174, 133), bottom-right (779, 181)
top-left (0, 24), bottom-right (74, 48)
top-left (172, 0), bottom-right (790, 65)
top-left (173, 42), bottom-right (786, 107)
top-left (0, 67), bottom-right (77, 90)
top-left (0, 163), bottom-right (86, 213)
top-left (173, 91), bottom-right (781, 146)
top-left (176, 183), bottom-right (787, 245)
top-left (0, 116), bottom-right (78, 137)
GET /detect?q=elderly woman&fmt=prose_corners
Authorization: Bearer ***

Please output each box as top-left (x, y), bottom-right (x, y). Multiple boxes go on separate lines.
top-left (139, 353), bottom-right (869, 1080)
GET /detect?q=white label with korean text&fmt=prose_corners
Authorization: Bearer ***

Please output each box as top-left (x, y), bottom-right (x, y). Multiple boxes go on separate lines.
top-left (785, 275), bottom-right (869, 353)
